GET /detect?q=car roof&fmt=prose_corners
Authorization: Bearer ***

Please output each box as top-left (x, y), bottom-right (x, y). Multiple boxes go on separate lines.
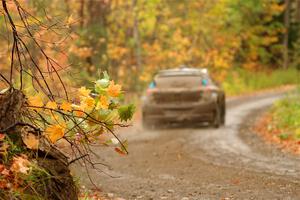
top-left (156, 67), bottom-right (208, 77)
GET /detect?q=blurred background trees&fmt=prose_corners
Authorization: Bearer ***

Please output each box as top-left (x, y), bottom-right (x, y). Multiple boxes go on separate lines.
top-left (1, 0), bottom-right (299, 93)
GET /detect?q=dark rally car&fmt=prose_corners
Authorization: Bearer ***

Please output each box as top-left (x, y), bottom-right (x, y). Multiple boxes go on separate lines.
top-left (141, 67), bottom-right (225, 128)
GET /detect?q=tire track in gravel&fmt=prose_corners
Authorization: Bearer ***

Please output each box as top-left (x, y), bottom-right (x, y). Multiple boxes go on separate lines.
top-left (187, 93), bottom-right (300, 179)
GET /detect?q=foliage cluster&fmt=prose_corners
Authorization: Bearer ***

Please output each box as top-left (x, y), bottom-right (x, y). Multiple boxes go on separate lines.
top-left (23, 72), bottom-right (134, 152)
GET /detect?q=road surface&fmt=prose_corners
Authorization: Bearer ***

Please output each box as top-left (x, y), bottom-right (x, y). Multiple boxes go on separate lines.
top-left (73, 90), bottom-right (300, 200)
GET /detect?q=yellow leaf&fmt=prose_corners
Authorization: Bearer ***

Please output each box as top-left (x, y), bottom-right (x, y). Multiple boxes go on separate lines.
top-left (67, 14), bottom-right (75, 24)
top-left (28, 95), bottom-right (43, 108)
top-left (50, 113), bottom-right (60, 121)
top-left (80, 96), bottom-right (95, 111)
top-left (46, 101), bottom-right (58, 109)
top-left (85, 97), bottom-right (95, 109)
top-left (79, 87), bottom-right (91, 97)
top-left (60, 101), bottom-right (72, 112)
top-left (107, 81), bottom-right (122, 97)
top-left (96, 95), bottom-right (109, 110)
top-left (45, 123), bottom-right (66, 143)
top-left (22, 133), bottom-right (39, 150)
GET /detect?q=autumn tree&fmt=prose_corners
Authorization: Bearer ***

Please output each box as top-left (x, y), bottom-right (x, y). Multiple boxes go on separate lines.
top-left (26, 0), bottom-right (295, 91)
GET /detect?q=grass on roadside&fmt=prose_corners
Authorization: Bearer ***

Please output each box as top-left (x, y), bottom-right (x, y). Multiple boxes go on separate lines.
top-left (255, 87), bottom-right (300, 154)
top-left (223, 68), bottom-right (300, 96)
top-left (271, 90), bottom-right (300, 140)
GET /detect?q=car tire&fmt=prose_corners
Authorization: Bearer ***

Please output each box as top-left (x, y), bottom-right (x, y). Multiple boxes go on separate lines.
top-left (142, 112), bottom-right (155, 130)
top-left (212, 106), bottom-right (221, 128)
top-left (221, 103), bottom-right (226, 125)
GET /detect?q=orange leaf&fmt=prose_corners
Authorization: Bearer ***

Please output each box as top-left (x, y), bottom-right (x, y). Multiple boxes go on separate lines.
top-left (96, 95), bottom-right (109, 110)
top-left (46, 101), bottom-right (58, 109)
top-left (74, 110), bottom-right (84, 117)
top-left (60, 101), bottom-right (72, 112)
top-left (0, 164), bottom-right (5, 173)
top-left (45, 123), bottom-right (66, 143)
top-left (107, 81), bottom-right (122, 97)
top-left (1, 168), bottom-right (10, 176)
top-left (114, 147), bottom-right (126, 155)
top-left (0, 133), bottom-right (5, 141)
top-left (10, 156), bottom-right (30, 174)
top-left (28, 95), bottom-right (43, 108)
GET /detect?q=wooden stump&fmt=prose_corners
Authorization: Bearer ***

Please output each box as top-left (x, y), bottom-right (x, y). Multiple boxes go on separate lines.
top-left (0, 89), bottom-right (78, 200)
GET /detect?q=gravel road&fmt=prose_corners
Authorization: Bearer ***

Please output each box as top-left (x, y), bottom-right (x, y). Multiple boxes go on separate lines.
top-left (73, 91), bottom-right (300, 200)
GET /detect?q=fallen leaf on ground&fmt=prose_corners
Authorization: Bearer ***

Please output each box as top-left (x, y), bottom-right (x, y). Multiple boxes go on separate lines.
top-left (22, 133), bottom-right (39, 150)
top-left (10, 156), bottom-right (30, 174)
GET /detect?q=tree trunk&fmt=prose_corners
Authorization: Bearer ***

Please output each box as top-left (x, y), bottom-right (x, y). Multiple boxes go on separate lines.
top-left (132, 0), bottom-right (142, 91)
top-left (0, 90), bottom-right (78, 200)
top-left (283, 0), bottom-right (291, 69)
top-left (296, 0), bottom-right (300, 22)
top-left (79, 0), bottom-right (85, 28)
top-left (0, 90), bottom-right (25, 131)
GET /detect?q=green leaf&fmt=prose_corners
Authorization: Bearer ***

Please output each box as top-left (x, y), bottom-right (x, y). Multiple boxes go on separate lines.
top-left (94, 71), bottom-right (110, 93)
top-left (118, 104), bottom-right (135, 122)
top-left (103, 71), bottom-right (110, 80)
top-left (95, 79), bottom-right (109, 90)
top-left (278, 133), bottom-right (289, 140)
top-left (104, 110), bottom-right (119, 123)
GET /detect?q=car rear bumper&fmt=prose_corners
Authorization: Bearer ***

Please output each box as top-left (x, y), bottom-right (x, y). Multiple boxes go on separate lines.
top-left (142, 101), bottom-right (217, 123)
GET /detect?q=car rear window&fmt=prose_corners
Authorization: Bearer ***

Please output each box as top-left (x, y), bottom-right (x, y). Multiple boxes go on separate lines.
top-left (155, 75), bottom-right (208, 88)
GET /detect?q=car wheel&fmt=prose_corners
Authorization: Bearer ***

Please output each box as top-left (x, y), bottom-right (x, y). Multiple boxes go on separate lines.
top-left (212, 106), bottom-right (221, 128)
top-left (221, 103), bottom-right (226, 125)
top-left (142, 113), bottom-right (155, 129)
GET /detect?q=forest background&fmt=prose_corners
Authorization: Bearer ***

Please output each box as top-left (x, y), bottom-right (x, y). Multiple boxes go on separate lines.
top-left (1, 0), bottom-right (300, 96)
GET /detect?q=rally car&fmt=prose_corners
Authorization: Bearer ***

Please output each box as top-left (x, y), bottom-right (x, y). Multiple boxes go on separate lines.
top-left (141, 67), bottom-right (225, 128)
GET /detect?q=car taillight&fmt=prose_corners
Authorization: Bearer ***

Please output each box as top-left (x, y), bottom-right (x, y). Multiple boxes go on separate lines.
top-left (143, 88), bottom-right (156, 103)
top-left (149, 81), bottom-right (156, 89)
top-left (146, 88), bottom-right (154, 96)
top-left (146, 81), bottom-right (156, 96)
top-left (201, 79), bottom-right (208, 87)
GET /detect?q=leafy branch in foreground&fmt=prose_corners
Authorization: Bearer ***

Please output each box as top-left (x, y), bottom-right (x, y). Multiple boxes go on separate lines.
top-left (22, 73), bottom-right (133, 156)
